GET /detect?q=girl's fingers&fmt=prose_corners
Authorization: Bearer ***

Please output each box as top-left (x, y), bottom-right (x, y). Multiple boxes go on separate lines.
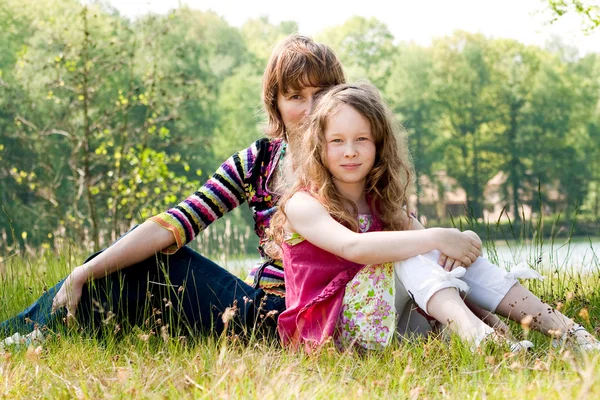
top-left (467, 251), bottom-right (478, 264)
top-left (472, 251), bottom-right (480, 262)
top-left (471, 245), bottom-right (482, 258)
top-left (51, 296), bottom-right (61, 314)
top-left (460, 255), bottom-right (472, 267)
top-left (438, 254), bottom-right (448, 267)
top-left (444, 257), bottom-right (455, 271)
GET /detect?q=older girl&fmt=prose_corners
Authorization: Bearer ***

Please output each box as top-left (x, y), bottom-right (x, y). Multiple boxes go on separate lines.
top-left (1, 34), bottom-right (345, 341)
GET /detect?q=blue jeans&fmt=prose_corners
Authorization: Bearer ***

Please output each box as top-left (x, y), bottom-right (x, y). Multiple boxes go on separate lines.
top-left (1, 245), bottom-right (285, 338)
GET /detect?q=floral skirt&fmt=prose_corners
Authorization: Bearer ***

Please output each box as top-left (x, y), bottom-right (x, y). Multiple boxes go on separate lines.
top-left (335, 263), bottom-right (397, 351)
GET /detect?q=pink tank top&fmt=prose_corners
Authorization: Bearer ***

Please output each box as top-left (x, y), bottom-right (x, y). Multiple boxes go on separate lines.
top-left (277, 214), bottom-right (383, 351)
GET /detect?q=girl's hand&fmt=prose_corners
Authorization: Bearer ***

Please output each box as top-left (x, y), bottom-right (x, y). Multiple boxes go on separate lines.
top-left (433, 228), bottom-right (481, 267)
top-left (437, 254), bottom-right (465, 271)
top-left (437, 230), bottom-right (482, 270)
top-left (52, 266), bottom-right (88, 325)
top-left (462, 230), bottom-right (482, 245)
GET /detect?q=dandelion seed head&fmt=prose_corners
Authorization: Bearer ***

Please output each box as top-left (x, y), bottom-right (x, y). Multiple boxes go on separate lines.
top-left (566, 292), bottom-right (574, 301)
top-left (578, 308), bottom-right (590, 323)
top-left (160, 325), bottom-right (170, 343)
top-left (521, 314), bottom-right (533, 335)
top-left (221, 306), bottom-right (237, 325)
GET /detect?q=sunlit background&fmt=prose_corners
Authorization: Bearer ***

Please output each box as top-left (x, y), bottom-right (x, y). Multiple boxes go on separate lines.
top-left (1, 0), bottom-right (599, 257)
top-left (106, 0), bottom-right (600, 54)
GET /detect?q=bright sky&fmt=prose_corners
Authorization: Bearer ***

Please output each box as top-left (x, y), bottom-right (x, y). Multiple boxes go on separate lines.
top-left (104, 0), bottom-right (600, 55)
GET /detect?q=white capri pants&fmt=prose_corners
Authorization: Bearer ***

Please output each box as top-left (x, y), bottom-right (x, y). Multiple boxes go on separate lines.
top-left (394, 250), bottom-right (542, 315)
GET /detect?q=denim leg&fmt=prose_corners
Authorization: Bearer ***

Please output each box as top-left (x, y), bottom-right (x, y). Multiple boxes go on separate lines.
top-left (0, 280), bottom-right (67, 336)
top-left (2, 236), bottom-right (285, 338)
top-left (161, 247), bottom-right (285, 336)
top-left (75, 246), bottom-right (285, 337)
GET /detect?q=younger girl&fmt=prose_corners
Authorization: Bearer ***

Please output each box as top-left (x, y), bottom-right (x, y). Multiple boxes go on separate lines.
top-left (273, 82), bottom-right (600, 352)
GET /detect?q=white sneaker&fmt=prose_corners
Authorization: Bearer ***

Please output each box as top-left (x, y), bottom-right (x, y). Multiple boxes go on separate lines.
top-left (509, 340), bottom-right (535, 353)
top-left (472, 331), bottom-right (534, 353)
top-left (552, 324), bottom-right (600, 352)
top-left (0, 328), bottom-right (44, 349)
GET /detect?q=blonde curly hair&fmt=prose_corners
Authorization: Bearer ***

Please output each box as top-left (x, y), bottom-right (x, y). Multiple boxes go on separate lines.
top-left (270, 82), bottom-right (414, 250)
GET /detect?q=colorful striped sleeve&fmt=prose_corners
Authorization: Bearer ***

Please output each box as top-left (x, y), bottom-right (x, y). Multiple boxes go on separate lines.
top-left (149, 141), bottom-right (258, 253)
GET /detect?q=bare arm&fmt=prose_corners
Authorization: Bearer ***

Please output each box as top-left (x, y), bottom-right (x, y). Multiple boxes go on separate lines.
top-left (79, 220), bottom-right (173, 279)
top-left (52, 220), bottom-right (175, 318)
top-left (408, 215), bottom-right (483, 269)
top-left (51, 141), bottom-right (267, 318)
top-left (436, 229), bottom-right (483, 270)
top-left (285, 192), bottom-right (481, 266)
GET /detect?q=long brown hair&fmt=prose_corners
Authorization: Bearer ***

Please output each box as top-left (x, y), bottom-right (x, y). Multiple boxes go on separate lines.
top-left (272, 82), bottom-right (414, 246)
top-left (262, 34), bottom-right (346, 140)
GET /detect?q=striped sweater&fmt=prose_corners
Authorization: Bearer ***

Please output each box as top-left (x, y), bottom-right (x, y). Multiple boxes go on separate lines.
top-left (150, 138), bottom-right (286, 296)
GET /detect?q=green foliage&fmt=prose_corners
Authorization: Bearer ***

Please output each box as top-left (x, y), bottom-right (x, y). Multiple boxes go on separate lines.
top-left (1, 1), bottom-right (599, 253)
top-left (545, 0), bottom-right (600, 32)
top-left (429, 32), bottom-right (499, 219)
top-left (241, 16), bottom-right (299, 66)
top-left (317, 16), bottom-right (396, 88)
top-left (0, 2), bottom-right (263, 250)
top-left (212, 64), bottom-right (264, 161)
top-left (385, 44), bottom-right (441, 209)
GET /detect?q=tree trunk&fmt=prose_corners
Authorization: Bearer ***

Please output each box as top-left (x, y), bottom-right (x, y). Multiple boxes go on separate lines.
top-left (81, 7), bottom-right (99, 251)
top-left (508, 102), bottom-right (521, 223)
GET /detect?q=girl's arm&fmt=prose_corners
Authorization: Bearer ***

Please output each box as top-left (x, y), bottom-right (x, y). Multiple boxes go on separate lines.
top-left (285, 192), bottom-right (481, 266)
top-left (149, 141), bottom-right (261, 253)
top-left (53, 141), bottom-right (264, 319)
top-left (408, 216), bottom-right (482, 270)
top-left (52, 220), bottom-right (174, 319)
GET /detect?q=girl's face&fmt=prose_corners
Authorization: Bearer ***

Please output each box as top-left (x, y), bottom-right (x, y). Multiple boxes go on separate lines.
top-left (324, 104), bottom-right (376, 189)
top-left (277, 86), bottom-right (323, 137)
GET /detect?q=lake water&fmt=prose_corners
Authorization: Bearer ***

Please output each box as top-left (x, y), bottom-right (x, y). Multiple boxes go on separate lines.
top-left (219, 237), bottom-right (600, 276)
top-left (483, 237), bottom-right (600, 273)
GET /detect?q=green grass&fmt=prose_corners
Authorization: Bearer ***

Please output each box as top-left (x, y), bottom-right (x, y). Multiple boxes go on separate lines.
top-left (2, 246), bottom-right (600, 399)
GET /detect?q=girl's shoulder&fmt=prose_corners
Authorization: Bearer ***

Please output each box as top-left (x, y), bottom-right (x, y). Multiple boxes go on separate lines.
top-left (286, 191), bottom-right (322, 215)
top-left (283, 191), bottom-right (324, 237)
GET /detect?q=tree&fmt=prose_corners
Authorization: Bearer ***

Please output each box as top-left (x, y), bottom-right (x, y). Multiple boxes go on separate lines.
top-left (7, 3), bottom-right (233, 248)
top-left (212, 64), bottom-right (263, 162)
top-left (430, 32), bottom-right (500, 220)
top-left (523, 48), bottom-right (589, 217)
top-left (486, 39), bottom-right (542, 222)
top-left (544, 0), bottom-right (600, 32)
top-left (317, 16), bottom-right (396, 88)
top-left (385, 44), bottom-right (442, 214)
top-left (0, 0), bottom-right (38, 248)
top-left (241, 16), bottom-right (298, 66)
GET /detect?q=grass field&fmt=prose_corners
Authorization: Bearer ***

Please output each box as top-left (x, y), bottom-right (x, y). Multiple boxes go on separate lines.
top-left (1, 241), bottom-right (600, 399)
